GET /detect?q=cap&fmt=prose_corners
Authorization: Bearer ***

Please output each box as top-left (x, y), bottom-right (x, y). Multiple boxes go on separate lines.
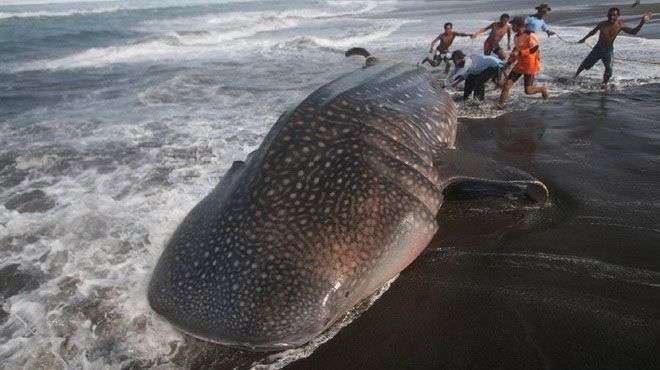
top-left (451, 50), bottom-right (465, 60)
top-left (511, 16), bottom-right (526, 26)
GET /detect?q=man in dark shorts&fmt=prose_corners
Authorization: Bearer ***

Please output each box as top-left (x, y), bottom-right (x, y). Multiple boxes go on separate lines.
top-left (472, 13), bottom-right (512, 60)
top-left (574, 8), bottom-right (652, 88)
top-left (421, 22), bottom-right (474, 73)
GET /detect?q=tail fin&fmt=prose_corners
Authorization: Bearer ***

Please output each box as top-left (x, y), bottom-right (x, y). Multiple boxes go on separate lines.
top-left (345, 47), bottom-right (371, 59)
top-left (345, 47), bottom-right (379, 67)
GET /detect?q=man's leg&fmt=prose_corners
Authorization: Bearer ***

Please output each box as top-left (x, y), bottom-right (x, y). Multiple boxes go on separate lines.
top-left (484, 41), bottom-right (493, 55)
top-left (475, 67), bottom-right (498, 100)
top-left (523, 74), bottom-right (549, 99)
top-left (444, 58), bottom-right (452, 74)
top-left (575, 48), bottom-right (599, 79)
top-left (498, 72), bottom-right (519, 108)
top-left (495, 46), bottom-right (507, 61)
top-left (475, 81), bottom-right (486, 101)
top-left (602, 49), bottom-right (614, 85)
top-left (464, 74), bottom-right (476, 100)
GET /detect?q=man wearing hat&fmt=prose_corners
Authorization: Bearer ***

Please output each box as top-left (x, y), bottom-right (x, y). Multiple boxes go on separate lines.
top-left (526, 4), bottom-right (556, 37)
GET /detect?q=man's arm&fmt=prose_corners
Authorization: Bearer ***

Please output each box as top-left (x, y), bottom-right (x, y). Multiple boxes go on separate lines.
top-left (507, 25), bottom-right (512, 49)
top-left (505, 47), bottom-right (518, 67)
top-left (450, 75), bottom-right (465, 88)
top-left (578, 23), bottom-right (601, 43)
top-left (621, 12), bottom-right (652, 34)
top-left (454, 31), bottom-right (475, 37)
top-left (429, 34), bottom-right (442, 52)
top-left (542, 21), bottom-right (556, 36)
top-left (472, 23), bottom-right (493, 38)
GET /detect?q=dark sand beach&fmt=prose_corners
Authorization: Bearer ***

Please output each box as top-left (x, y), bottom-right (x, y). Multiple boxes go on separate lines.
top-left (1, 1), bottom-right (659, 369)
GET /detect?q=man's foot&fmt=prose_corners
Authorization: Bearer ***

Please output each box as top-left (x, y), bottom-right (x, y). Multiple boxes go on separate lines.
top-left (496, 102), bottom-right (506, 110)
top-left (600, 83), bottom-right (608, 90)
top-left (541, 88), bottom-right (549, 100)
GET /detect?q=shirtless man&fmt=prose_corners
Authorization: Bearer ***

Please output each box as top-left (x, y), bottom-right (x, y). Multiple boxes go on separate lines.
top-left (574, 8), bottom-right (652, 87)
top-left (421, 22), bottom-right (474, 73)
top-left (472, 13), bottom-right (512, 60)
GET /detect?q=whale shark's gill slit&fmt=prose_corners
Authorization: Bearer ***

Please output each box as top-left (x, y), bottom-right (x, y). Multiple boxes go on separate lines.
top-left (364, 148), bottom-right (441, 216)
top-left (249, 275), bottom-right (398, 370)
top-left (359, 125), bottom-right (438, 185)
top-left (323, 95), bottom-right (439, 164)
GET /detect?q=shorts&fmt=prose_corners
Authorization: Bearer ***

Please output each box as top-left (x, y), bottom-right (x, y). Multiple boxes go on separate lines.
top-left (507, 72), bottom-right (536, 87)
top-left (484, 40), bottom-right (502, 55)
top-left (579, 45), bottom-right (613, 75)
top-left (464, 67), bottom-right (500, 100)
top-left (433, 50), bottom-right (450, 63)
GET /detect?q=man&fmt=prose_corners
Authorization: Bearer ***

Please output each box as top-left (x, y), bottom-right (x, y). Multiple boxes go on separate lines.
top-left (498, 16), bottom-right (549, 108)
top-left (421, 22), bottom-right (474, 73)
top-left (448, 50), bottom-right (505, 101)
top-left (526, 4), bottom-right (556, 37)
top-left (574, 8), bottom-right (652, 88)
top-left (472, 13), bottom-right (512, 60)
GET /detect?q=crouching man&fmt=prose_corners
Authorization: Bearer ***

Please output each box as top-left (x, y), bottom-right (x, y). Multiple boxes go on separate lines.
top-left (448, 50), bottom-right (505, 101)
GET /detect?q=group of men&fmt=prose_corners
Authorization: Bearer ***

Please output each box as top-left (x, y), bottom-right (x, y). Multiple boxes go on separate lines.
top-left (420, 4), bottom-right (653, 108)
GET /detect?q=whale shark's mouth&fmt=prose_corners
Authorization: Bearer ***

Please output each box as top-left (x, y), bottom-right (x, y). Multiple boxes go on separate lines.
top-left (248, 275), bottom-right (398, 369)
top-left (150, 271), bottom-right (398, 354)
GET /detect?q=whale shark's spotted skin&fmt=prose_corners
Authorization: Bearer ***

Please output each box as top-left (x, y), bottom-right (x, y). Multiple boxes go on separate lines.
top-left (148, 61), bottom-right (459, 350)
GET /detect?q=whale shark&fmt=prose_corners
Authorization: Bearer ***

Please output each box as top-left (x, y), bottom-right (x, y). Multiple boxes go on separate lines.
top-left (148, 48), bottom-right (548, 351)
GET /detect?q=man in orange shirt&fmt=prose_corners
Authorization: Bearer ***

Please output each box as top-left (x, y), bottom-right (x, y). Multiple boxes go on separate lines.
top-left (498, 16), bottom-right (548, 108)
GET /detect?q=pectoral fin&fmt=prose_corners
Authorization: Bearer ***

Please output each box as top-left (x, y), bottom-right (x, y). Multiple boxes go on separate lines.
top-left (435, 149), bottom-right (549, 203)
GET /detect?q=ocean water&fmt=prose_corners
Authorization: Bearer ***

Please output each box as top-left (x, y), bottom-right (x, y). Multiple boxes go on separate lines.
top-left (0, 0), bottom-right (658, 369)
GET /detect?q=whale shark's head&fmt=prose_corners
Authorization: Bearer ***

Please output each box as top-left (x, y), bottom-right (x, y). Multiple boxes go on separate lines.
top-left (147, 149), bottom-right (439, 351)
top-left (146, 158), bottom-right (427, 351)
top-left (147, 204), bottom-right (358, 350)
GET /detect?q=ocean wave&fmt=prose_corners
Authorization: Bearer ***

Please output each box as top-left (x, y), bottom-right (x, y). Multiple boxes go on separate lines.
top-left (0, 0), bottom-right (261, 19)
top-left (12, 17), bottom-right (401, 72)
top-left (0, 7), bottom-right (126, 19)
top-left (14, 40), bottom-right (190, 71)
top-left (275, 21), bottom-right (408, 52)
top-left (169, 14), bottom-right (300, 46)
